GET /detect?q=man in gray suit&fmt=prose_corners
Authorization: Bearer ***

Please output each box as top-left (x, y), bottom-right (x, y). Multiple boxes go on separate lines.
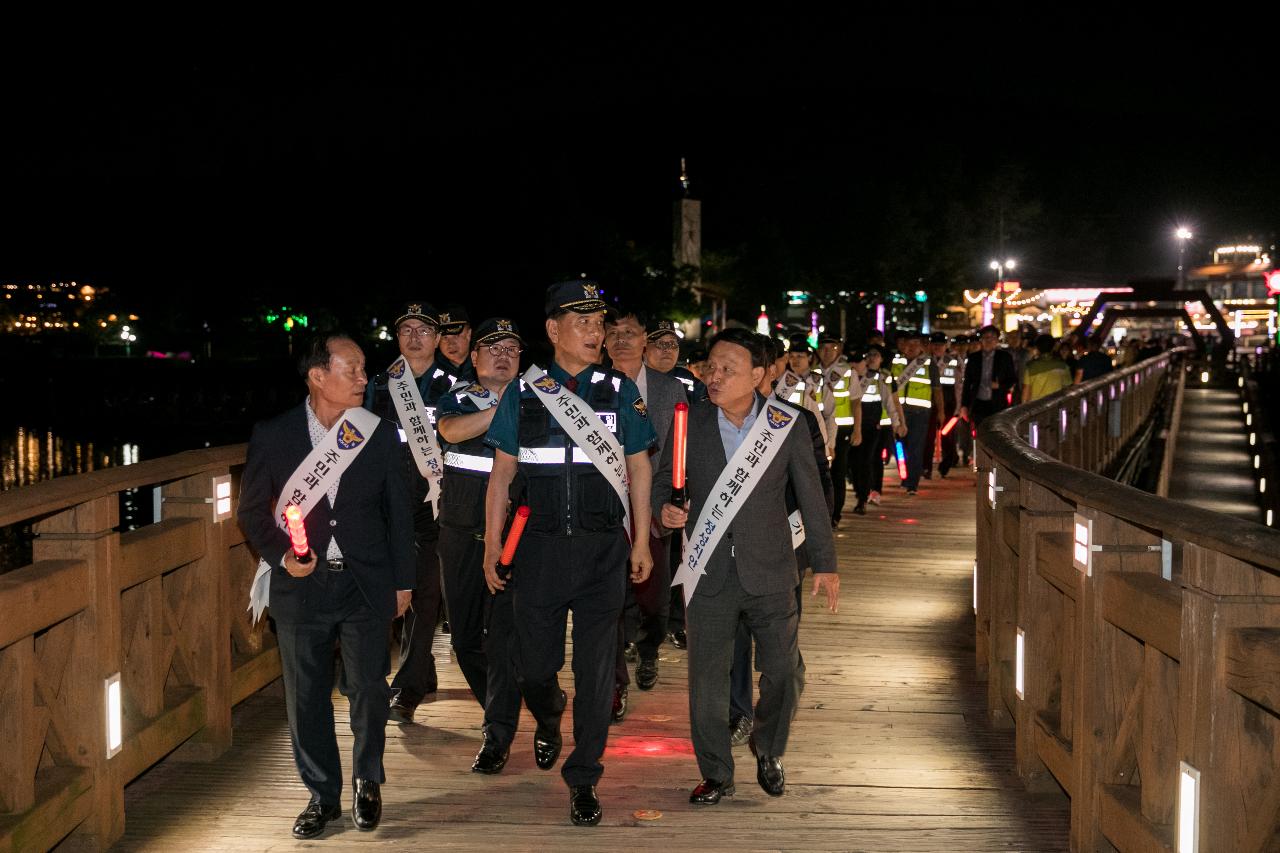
top-left (605, 309), bottom-right (689, 714)
top-left (654, 328), bottom-right (840, 804)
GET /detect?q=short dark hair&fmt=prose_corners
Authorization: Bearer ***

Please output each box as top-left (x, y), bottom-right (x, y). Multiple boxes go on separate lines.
top-left (297, 333), bottom-right (356, 380)
top-left (1086, 335), bottom-right (1102, 350)
top-left (1034, 334), bottom-right (1056, 355)
top-left (604, 306), bottom-right (648, 328)
top-left (710, 328), bottom-right (769, 369)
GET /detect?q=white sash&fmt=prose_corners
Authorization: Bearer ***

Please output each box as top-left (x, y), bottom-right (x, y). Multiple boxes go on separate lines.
top-left (451, 380), bottom-right (500, 411)
top-left (775, 369), bottom-right (803, 402)
top-left (521, 365), bottom-right (632, 538)
top-left (248, 406), bottom-right (382, 623)
top-left (789, 509), bottom-right (805, 548)
top-left (386, 356), bottom-right (445, 513)
top-left (895, 356), bottom-right (928, 395)
top-left (671, 399), bottom-right (801, 605)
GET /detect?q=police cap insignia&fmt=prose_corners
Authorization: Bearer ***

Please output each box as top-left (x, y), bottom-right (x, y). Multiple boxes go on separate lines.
top-left (633, 397), bottom-right (648, 418)
top-left (766, 405), bottom-right (794, 429)
top-left (336, 420), bottom-right (366, 450)
top-left (583, 283), bottom-right (599, 300)
top-left (438, 312), bottom-right (451, 325)
top-left (497, 319), bottom-right (513, 333)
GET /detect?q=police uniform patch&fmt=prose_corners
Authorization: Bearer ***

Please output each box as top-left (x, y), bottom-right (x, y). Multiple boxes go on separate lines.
top-left (337, 420), bottom-right (367, 449)
top-left (633, 397), bottom-right (648, 418)
top-left (387, 359), bottom-right (406, 380)
top-left (532, 375), bottom-right (562, 394)
top-left (467, 383), bottom-right (490, 398)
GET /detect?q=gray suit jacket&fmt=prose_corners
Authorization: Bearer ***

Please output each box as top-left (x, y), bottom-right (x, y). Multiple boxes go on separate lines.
top-left (652, 395), bottom-right (837, 599)
top-left (642, 364), bottom-right (689, 461)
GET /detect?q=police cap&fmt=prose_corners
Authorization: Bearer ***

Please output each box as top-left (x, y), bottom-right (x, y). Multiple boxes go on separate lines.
top-left (436, 304), bottom-right (470, 335)
top-left (473, 317), bottom-right (524, 348)
top-left (546, 280), bottom-right (607, 316)
top-left (394, 301), bottom-right (439, 330)
top-left (928, 332), bottom-right (948, 344)
top-left (787, 333), bottom-right (814, 354)
top-left (646, 319), bottom-right (680, 342)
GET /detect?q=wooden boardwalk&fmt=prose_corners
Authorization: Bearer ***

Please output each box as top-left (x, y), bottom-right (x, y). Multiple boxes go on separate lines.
top-left (116, 470), bottom-right (1070, 851)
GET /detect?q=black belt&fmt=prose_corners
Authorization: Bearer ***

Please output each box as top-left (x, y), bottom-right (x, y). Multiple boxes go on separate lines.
top-left (327, 559), bottom-right (346, 572)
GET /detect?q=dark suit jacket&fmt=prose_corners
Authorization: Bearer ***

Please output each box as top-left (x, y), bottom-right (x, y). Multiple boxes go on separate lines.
top-left (238, 403), bottom-right (416, 622)
top-left (643, 364), bottom-right (690, 461)
top-left (961, 348), bottom-right (1018, 410)
top-left (652, 395), bottom-right (837, 599)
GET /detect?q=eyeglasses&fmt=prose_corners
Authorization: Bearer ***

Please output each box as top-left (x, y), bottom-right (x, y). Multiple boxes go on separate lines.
top-left (649, 339), bottom-right (679, 351)
top-left (397, 326), bottom-right (437, 339)
top-left (485, 343), bottom-right (522, 358)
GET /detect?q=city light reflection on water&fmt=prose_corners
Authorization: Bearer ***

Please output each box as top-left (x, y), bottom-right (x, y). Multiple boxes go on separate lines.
top-left (1, 426), bottom-right (140, 491)
top-left (1, 427), bottom-right (151, 573)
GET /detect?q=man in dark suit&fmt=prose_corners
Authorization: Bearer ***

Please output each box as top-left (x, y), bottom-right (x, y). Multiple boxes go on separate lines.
top-left (604, 309), bottom-right (690, 714)
top-left (653, 329), bottom-right (840, 805)
top-left (239, 333), bottom-right (415, 840)
top-left (960, 324), bottom-right (1019, 429)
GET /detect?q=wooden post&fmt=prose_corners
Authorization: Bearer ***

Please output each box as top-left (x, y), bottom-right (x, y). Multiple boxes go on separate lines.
top-left (162, 472), bottom-right (233, 761)
top-left (0, 637), bottom-right (36, 814)
top-left (32, 496), bottom-right (124, 850)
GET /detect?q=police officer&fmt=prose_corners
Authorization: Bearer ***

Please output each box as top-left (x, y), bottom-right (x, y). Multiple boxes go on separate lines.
top-left (433, 305), bottom-right (478, 387)
top-left (816, 334), bottom-right (861, 526)
top-left (364, 302), bottom-right (447, 723)
top-left (482, 280), bottom-right (656, 827)
top-left (781, 334), bottom-right (829, 449)
top-left (434, 318), bottom-right (525, 774)
top-left (891, 331), bottom-right (943, 496)
top-left (952, 336), bottom-right (975, 467)
top-left (923, 332), bottom-right (960, 479)
top-left (854, 345), bottom-right (904, 510)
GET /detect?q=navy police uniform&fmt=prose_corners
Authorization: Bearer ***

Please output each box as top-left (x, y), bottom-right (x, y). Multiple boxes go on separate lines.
top-left (484, 284), bottom-right (655, 790)
top-left (436, 318), bottom-right (525, 757)
top-left (364, 301), bottom-right (451, 714)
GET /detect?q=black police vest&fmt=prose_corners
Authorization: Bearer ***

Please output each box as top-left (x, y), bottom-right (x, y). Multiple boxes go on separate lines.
top-left (438, 386), bottom-right (496, 532)
top-left (515, 368), bottom-right (626, 536)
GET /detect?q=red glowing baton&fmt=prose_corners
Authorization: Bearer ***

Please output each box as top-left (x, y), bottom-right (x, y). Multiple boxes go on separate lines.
top-left (284, 505), bottom-right (313, 564)
top-left (895, 440), bottom-right (908, 481)
top-left (500, 506), bottom-right (531, 566)
top-left (940, 415), bottom-right (960, 436)
top-left (671, 402), bottom-right (689, 508)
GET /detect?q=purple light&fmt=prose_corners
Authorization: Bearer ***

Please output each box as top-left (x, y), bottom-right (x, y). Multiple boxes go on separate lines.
top-left (874, 304), bottom-right (885, 332)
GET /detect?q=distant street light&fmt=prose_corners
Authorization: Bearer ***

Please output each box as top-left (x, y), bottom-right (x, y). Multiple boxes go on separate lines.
top-left (989, 259), bottom-right (1017, 330)
top-left (1175, 227), bottom-right (1194, 287)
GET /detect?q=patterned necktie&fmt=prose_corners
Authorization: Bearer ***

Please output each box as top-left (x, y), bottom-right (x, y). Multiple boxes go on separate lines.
top-left (565, 377), bottom-right (578, 394)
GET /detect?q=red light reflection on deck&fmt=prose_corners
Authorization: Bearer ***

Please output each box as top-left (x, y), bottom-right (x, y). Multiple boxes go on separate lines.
top-left (605, 736), bottom-right (694, 758)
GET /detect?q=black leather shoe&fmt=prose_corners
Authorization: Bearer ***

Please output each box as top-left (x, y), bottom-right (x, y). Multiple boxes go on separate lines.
top-left (623, 641), bottom-right (638, 663)
top-left (569, 784), bottom-right (602, 826)
top-left (388, 696), bottom-right (418, 725)
top-left (472, 735), bottom-right (510, 774)
top-left (534, 727), bottom-right (563, 770)
top-left (667, 629), bottom-right (687, 649)
top-left (689, 778), bottom-right (735, 804)
top-left (729, 715), bottom-right (754, 747)
top-left (635, 658), bottom-right (658, 691)
top-left (292, 799), bottom-right (342, 839)
top-left (756, 755), bottom-right (785, 796)
top-left (611, 684), bottom-right (628, 723)
top-left (352, 778), bottom-right (381, 830)
top-left (853, 501), bottom-right (866, 515)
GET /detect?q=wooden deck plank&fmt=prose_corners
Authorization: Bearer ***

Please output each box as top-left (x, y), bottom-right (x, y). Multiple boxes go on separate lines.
top-left (116, 470), bottom-right (1070, 851)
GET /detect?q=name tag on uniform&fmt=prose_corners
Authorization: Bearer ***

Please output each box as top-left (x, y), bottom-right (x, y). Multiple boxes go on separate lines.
top-left (599, 412), bottom-right (617, 433)
top-left (397, 428), bottom-right (407, 443)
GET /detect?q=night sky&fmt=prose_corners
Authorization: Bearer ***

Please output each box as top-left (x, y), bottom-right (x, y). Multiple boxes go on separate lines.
top-left (3, 26), bottom-right (1276, 326)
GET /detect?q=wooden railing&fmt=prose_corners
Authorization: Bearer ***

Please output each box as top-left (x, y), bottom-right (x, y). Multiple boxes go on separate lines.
top-left (976, 350), bottom-right (1280, 851)
top-left (0, 446), bottom-right (278, 852)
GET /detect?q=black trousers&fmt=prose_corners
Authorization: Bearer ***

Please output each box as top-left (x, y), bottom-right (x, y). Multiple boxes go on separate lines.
top-left (513, 530), bottom-right (628, 787)
top-left (874, 425), bottom-right (896, 493)
top-left (668, 534), bottom-right (686, 631)
top-left (390, 520), bottom-right (443, 705)
top-left (829, 425), bottom-right (855, 521)
top-left (275, 568), bottom-right (391, 806)
top-left (969, 397), bottom-right (1005, 430)
top-left (689, 562), bottom-right (800, 782)
top-left (923, 408), bottom-right (939, 477)
top-left (851, 403), bottom-right (884, 503)
top-left (439, 526), bottom-right (522, 747)
top-left (731, 567), bottom-right (808, 722)
top-left (615, 530), bottom-right (672, 686)
top-left (937, 399), bottom-right (960, 476)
